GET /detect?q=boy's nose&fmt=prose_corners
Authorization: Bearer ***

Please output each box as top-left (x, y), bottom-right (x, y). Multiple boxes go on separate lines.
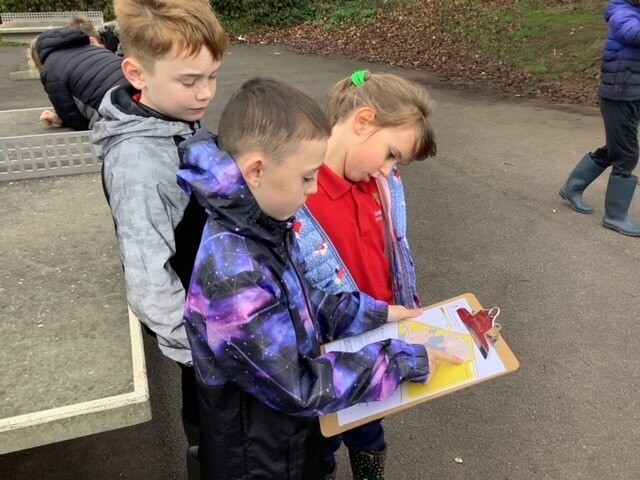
top-left (196, 83), bottom-right (215, 101)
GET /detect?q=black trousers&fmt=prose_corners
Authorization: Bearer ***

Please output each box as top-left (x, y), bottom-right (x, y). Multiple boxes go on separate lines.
top-left (197, 382), bottom-right (324, 480)
top-left (143, 324), bottom-right (199, 444)
top-left (179, 363), bottom-right (200, 441)
top-left (592, 97), bottom-right (640, 177)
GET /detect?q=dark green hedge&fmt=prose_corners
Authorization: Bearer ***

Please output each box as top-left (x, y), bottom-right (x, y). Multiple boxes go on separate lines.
top-left (0, 0), bottom-right (324, 27)
top-left (212, 0), bottom-right (317, 28)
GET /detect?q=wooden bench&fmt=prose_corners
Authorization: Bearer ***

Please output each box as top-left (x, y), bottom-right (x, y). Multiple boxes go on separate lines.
top-left (0, 11), bottom-right (104, 44)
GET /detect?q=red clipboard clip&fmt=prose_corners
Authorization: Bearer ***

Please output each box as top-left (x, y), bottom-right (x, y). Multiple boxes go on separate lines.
top-left (456, 307), bottom-right (502, 359)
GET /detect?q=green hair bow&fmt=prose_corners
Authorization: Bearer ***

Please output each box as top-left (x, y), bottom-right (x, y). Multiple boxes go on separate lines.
top-left (351, 70), bottom-right (367, 86)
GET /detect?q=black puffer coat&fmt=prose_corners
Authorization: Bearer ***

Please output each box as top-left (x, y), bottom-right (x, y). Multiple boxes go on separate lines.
top-left (36, 27), bottom-right (128, 130)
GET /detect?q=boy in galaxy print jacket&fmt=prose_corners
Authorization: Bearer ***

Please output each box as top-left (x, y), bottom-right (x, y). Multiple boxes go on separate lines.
top-left (177, 78), bottom-right (461, 480)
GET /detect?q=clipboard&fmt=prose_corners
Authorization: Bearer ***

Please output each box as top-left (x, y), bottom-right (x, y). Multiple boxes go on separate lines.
top-left (319, 293), bottom-right (519, 437)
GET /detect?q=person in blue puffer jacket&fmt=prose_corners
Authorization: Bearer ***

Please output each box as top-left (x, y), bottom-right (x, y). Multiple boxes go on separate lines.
top-left (559, 0), bottom-right (640, 236)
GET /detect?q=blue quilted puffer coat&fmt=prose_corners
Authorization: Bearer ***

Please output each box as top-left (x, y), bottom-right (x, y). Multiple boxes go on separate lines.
top-left (599, 0), bottom-right (640, 100)
top-left (296, 167), bottom-right (420, 308)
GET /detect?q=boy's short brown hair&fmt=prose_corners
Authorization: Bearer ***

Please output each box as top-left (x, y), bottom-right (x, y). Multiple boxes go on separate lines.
top-left (114, 0), bottom-right (228, 68)
top-left (218, 78), bottom-right (331, 163)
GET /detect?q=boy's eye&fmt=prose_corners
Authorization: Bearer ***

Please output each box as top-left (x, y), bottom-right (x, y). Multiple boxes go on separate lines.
top-left (181, 80), bottom-right (196, 87)
top-left (303, 176), bottom-right (315, 183)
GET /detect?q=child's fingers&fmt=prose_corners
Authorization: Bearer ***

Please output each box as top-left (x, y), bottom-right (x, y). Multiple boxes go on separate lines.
top-left (387, 305), bottom-right (425, 322)
top-left (405, 307), bottom-right (426, 318)
top-left (386, 305), bottom-right (403, 322)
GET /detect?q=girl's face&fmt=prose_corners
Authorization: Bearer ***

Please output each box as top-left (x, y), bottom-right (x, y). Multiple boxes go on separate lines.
top-left (343, 124), bottom-right (418, 183)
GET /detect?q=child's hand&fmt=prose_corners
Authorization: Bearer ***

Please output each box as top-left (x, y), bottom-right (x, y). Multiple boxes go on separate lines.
top-left (40, 109), bottom-right (63, 128)
top-left (387, 305), bottom-right (424, 323)
top-left (423, 348), bottom-right (464, 384)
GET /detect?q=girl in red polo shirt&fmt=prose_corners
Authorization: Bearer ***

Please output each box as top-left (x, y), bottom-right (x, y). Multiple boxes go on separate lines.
top-left (296, 70), bottom-right (437, 480)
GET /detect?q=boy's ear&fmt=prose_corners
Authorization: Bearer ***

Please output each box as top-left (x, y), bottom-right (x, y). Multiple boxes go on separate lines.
top-left (122, 57), bottom-right (147, 90)
top-left (353, 107), bottom-right (376, 135)
top-left (239, 153), bottom-right (265, 188)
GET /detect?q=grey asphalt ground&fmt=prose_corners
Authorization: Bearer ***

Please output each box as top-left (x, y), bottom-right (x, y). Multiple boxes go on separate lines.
top-left (1, 43), bottom-right (639, 479)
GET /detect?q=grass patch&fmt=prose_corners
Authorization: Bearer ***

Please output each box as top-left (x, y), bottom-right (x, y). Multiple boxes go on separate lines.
top-left (224, 0), bottom-right (420, 33)
top-left (444, 0), bottom-right (606, 79)
top-left (312, 0), bottom-right (421, 29)
top-left (0, 38), bottom-right (24, 47)
top-left (314, 1), bottom-right (379, 29)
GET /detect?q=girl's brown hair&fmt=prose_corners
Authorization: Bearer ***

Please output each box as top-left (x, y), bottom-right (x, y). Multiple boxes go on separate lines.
top-left (27, 37), bottom-right (41, 73)
top-left (326, 70), bottom-right (437, 161)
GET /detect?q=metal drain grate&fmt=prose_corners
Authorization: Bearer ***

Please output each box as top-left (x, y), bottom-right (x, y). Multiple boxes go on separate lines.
top-left (0, 131), bottom-right (101, 181)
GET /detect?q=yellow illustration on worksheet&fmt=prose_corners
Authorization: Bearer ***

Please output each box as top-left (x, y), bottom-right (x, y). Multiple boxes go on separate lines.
top-left (398, 321), bottom-right (477, 399)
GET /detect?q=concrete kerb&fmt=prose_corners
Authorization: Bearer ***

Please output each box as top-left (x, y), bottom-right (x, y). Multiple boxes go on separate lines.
top-left (9, 69), bottom-right (39, 81)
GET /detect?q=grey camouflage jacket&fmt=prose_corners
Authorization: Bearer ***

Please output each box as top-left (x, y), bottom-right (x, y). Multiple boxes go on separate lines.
top-left (92, 86), bottom-right (197, 365)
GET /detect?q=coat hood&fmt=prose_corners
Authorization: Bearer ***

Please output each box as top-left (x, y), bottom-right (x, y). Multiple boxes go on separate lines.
top-left (177, 128), bottom-right (290, 246)
top-left (92, 86), bottom-right (194, 159)
top-left (36, 27), bottom-right (89, 65)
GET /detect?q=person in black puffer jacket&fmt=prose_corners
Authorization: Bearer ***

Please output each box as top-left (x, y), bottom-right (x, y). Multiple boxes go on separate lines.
top-left (559, 0), bottom-right (640, 236)
top-left (33, 27), bottom-right (128, 130)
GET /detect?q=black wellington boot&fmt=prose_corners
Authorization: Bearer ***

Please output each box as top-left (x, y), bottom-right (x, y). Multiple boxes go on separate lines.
top-left (602, 174), bottom-right (640, 236)
top-left (324, 464), bottom-right (337, 480)
top-left (183, 418), bottom-right (200, 479)
top-left (559, 153), bottom-right (607, 214)
top-left (349, 447), bottom-right (387, 480)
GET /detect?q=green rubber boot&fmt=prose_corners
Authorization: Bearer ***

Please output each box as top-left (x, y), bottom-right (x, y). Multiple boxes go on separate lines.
top-left (602, 175), bottom-right (640, 236)
top-left (559, 153), bottom-right (606, 214)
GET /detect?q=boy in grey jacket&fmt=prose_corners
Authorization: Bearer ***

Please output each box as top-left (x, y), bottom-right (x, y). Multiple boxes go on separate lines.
top-left (91, 0), bottom-right (228, 474)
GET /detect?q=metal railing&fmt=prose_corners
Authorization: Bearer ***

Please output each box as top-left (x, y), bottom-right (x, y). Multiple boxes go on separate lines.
top-left (0, 11), bottom-right (104, 26)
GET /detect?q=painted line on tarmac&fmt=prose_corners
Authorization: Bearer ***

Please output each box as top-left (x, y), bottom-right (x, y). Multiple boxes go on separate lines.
top-left (0, 107), bottom-right (49, 113)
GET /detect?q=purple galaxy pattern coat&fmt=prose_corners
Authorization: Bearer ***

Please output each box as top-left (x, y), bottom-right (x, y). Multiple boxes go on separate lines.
top-left (177, 129), bottom-right (429, 416)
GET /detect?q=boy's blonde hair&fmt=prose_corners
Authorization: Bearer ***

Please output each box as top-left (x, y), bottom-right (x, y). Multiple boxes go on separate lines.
top-left (218, 78), bottom-right (331, 163)
top-left (27, 37), bottom-right (42, 73)
top-left (326, 70), bottom-right (437, 161)
top-left (114, 0), bottom-right (228, 68)
top-left (68, 14), bottom-right (100, 40)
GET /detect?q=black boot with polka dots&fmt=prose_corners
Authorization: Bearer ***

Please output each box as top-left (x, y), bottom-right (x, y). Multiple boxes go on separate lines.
top-left (348, 447), bottom-right (387, 480)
